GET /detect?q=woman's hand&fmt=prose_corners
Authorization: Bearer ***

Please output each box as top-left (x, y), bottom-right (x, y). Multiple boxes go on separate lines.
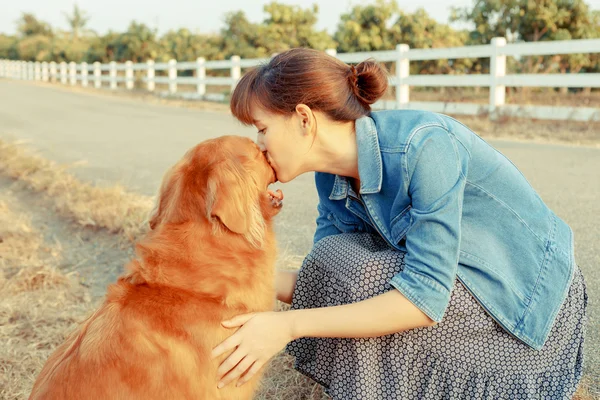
top-left (211, 311), bottom-right (295, 388)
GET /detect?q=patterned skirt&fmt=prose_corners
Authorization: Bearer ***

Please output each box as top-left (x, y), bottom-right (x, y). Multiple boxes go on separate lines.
top-left (286, 233), bottom-right (587, 400)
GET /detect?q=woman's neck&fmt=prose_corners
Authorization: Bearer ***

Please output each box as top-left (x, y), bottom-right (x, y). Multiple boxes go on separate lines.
top-left (308, 115), bottom-right (359, 179)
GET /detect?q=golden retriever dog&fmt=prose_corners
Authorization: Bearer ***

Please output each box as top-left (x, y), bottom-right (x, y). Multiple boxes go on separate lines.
top-left (29, 136), bottom-right (283, 400)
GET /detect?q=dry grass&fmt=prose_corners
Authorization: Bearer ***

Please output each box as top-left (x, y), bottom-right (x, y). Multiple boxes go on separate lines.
top-left (456, 114), bottom-right (600, 147)
top-left (256, 353), bottom-right (328, 399)
top-left (0, 139), bottom-right (154, 243)
top-left (0, 197), bottom-right (95, 400)
top-left (406, 87), bottom-right (600, 108)
top-left (574, 377), bottom-right (597, 400)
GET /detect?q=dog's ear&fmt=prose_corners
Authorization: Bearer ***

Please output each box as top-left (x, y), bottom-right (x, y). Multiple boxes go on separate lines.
top-left (207, 158), bottom-right (264, 245)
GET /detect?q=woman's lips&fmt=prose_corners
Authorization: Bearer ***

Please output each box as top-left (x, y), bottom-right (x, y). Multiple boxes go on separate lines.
top-left (265, 154), bottom-right (278, 183)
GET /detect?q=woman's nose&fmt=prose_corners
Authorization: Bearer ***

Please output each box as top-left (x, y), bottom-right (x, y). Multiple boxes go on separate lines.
top-left (256, 134), bottom-right (267, 152)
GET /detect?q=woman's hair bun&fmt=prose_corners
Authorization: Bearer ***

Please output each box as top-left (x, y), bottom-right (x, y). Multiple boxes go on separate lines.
top-left (350, 59), bottom-right (389, 106)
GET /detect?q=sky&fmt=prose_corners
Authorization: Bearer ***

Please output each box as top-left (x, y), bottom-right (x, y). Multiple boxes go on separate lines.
top-left (2, 0), bottom-right (600, 36)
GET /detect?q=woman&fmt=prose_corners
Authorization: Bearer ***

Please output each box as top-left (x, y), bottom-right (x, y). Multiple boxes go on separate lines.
top-left (211, 48), bottom-right (587, 399)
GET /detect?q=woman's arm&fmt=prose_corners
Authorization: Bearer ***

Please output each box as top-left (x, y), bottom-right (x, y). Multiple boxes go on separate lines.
top-left (288, 289), bottom-right (436, 340)
top-left (275, 269), bottom-right (298, 304)
top-left (212, 288), bottom-right (436, 388)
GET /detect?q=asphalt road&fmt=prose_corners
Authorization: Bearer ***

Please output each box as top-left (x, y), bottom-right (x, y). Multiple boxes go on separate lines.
top-left (1, 80), bottom-right (598, 392)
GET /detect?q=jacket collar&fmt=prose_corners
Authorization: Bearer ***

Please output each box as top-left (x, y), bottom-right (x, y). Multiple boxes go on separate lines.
top-left (329, 115), bottom-right (383, 200)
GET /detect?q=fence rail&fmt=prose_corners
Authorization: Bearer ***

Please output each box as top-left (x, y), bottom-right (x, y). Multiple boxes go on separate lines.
top-left (1, 37), bottom-right (599, 121)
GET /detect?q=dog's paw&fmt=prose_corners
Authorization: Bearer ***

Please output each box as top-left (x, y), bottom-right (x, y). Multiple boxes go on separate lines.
top-left (267, 189), bottom-right (283, 208)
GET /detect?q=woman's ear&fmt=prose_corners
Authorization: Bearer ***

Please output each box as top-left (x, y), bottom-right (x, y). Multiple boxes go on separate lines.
top-left (295, 104), bottom-right (313, 134)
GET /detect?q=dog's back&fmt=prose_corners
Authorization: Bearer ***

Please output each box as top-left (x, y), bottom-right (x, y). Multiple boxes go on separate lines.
top-left (30, 254), bottom-right (273, 400)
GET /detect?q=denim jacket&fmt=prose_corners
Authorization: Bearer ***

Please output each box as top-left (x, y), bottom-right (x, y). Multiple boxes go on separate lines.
top-left (313, 110), bottom-right (575, 350)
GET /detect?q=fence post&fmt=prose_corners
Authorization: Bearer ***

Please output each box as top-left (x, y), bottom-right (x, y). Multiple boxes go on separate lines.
top-left (69, 61), bottom-right (77, 85)
top-left (146, 60), bottom-right (155, 92)
top-left (109, 61), bottom-right (117, 89)
top-left (41, 61), bottom-right (48, 82)
top-left (168, 59), bottom-right (177, 94)
top-left (396, 44), bottom-right (410, 109)
top-left (49, 61), bottom-right (56, 82)
top-left (230, 55), bottom-right (240, 92)
top-left (489, 37), bottom-right (506, 119)
top-left (34, 61), bottom-right (41, 81)
top-left (93, 62), bottom-right (101, 88)
top-left (28, 61), bottom-right (34, 80)
top-left (196, 57), bottom-right (206, 97)
top-left (60, 62), bottom-right (67, 84)
top-left (0, 59), bottom-right (4, 78)
top-left (125, 60), bottom-right (133, 89)
top-left (81, 62), bottom-right (88, 87)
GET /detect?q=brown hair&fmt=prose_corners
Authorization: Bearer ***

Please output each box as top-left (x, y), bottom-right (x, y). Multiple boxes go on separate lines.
top-left (230, 48), bottom-right (389, 125)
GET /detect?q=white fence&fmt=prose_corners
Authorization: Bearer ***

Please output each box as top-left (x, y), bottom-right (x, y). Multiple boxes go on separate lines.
top-left (1, 37), bottom-right (599, 121)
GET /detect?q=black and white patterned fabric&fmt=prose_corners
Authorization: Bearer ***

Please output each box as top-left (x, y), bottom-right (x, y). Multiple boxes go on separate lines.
top-left (286, 233), bottom-right (587, 400)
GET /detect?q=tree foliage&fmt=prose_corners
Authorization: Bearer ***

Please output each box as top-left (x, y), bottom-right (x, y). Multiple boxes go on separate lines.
top-left (1, 0), bottom-right (597, 79)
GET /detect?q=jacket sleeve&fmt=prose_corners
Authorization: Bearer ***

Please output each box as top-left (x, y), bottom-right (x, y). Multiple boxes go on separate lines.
top-left (389, 127), bottom-right (468, 322)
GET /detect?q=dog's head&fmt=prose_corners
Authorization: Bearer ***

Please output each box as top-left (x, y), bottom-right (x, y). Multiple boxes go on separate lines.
top-left (148, 136), bottom-right (282, 247)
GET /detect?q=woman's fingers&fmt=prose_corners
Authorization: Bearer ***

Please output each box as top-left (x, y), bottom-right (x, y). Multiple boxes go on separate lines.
top-left (216, 346), bottom-right (245, 379)
top-left (218, 356), bottom-right (256, 388)
top-left (236, 359), bottom-right (264, 387)
top-left (221, 313), bottom-right (255, 328)
top-left (211, 332), bottom-right (242, 359)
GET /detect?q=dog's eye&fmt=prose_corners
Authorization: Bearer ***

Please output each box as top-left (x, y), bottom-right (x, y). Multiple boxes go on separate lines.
top-left (257, 128), bottom-right (266, 135)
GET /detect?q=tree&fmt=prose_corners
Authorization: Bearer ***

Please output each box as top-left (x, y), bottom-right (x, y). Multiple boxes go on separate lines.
top-left (219, 3), bottom-right (335, 59)
top-left (159, 28), bottom-right (222, 62)
top-left (334, 0), bottom-right (400, 52)
top-left (16, 34), bottom-right (52, 61)
top-left (63, 4), bottom-right (91, 40)
top-left (85, 31), bottom-right (120, 63)
top-left (16, 13), bottom-right (52, 38)
top-left (451, 0), bottom-right (600, 75)
top-left (390, 8), bottom-right (471, 75)
top-left (0, 34), bottom-right (18, 59)
top-left (219, 11), bottom-right (264, 59)
top-left (335, 2), bottom-right (471, 75)
top-left (107, 22), bottom-right (161, 62)
top-left (259, 2), bottom-right (335, 52)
